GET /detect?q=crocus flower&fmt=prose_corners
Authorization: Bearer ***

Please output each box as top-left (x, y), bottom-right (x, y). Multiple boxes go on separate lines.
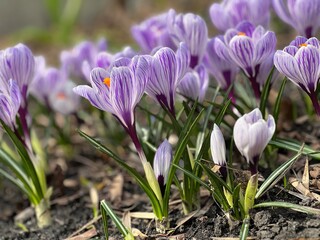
top-left (210, 124), bottom-right (227, 179)
top-left (82, 46), bottom-right (137, 82)
top-left (204, 37), bottom-right (239, 102)
top-left (49, 81), bottom-right (80, 115)
top-left (210, 124), bottom-right (227, 166)
top-left (30, 56), bottom-right (63, 106)
top-left (215, 21), bottom-right (276, 99)
top-left (272, 0), bottom-right (320, 38)
top-left (131, 12), bottom-right (176, 53)
top-left (274, 36), bottom-right (320, 115)
top-left (153, 139), bottom-right (172, 195)
top-left (61, 39), bottom-right (107, 80)
top-left (167, 9), bottom-right (208, 68)
top-left (177, 64), bottom-right (208, 102)
top-left (73, 55), bottom-right (149, 155)
top-left (0, 79), bottom-right (21, 130)
top-left (210, 0), bottom-right (271, 32)
top-left (233, 108), bottom-right (275, 174)
top-left (146, 43), bottom-right (190, 116)
top-left (0, 43), bottom-right (35, 106)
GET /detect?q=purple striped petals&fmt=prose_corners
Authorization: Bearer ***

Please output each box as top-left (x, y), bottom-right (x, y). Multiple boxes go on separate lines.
top-left (254, 31), bottom-right (277, 65)
top-left (0, 44), bottom-right (35, 94)
top-left (0, 79), bottom-right (21, 129)
top-left (229, 35), bottom-right (254, 76)
top-left (110, 67), bottom-right (135, 128)
top-left (176, 42), bottom-right (190, 84)
top-left (295, 46), bottom-right (320, 93)
top-left (274, 50), bottom-right (303, 89)
top-left (274, 38), bottom-right (320, 95)
top-left (153, 139), bottom-right (172, 191)
top-left (178, 64), bottom-right (208, 102)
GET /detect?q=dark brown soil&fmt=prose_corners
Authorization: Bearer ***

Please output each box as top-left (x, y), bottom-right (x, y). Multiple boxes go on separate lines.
top-left (1, 150), bottom-right (320, 240)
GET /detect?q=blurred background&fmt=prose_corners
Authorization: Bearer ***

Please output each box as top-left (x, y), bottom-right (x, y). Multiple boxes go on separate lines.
top-left (0, 0), bottom-right (215, 63)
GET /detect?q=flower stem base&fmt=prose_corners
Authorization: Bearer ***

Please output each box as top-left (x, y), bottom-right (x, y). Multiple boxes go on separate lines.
top-left (35, 198), bottom-right (51, 228)
top-left (155, 218), bottom-right (169, 233)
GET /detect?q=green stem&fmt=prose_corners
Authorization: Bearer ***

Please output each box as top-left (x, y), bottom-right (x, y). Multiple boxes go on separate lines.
top-left (34, 197), bottom-right (51, 228)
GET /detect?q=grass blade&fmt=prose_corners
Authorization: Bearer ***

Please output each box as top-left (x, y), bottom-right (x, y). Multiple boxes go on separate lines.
top-left (273, 77), bottom-right (287, 123)
top-left (78, 130), bottom-right (163, 219)
top-left (163, 104), bottom-right (204, 216)
top-left (1, 121), bottom-right (44, 200)
top-left (255, 146), bottom-right (303, 199)
top-left (269, 138), bottom-right (320, 159)
top-left (259, 66), bottom-right (274, 117)
top-left (254, 201), bottom-right (320, 215)
top-left (100, 200), bottom-right (134, 240)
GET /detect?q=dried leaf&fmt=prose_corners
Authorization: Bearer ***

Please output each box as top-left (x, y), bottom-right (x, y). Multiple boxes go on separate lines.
top-left (65, 226), bottom-right (97, 240)
top-left (302, 159), bottom-right (309, 189)
top-left (132, 228), bottom-right (148, 239)
top-left (129, 212), bottom-right (155, 219)
top-left (109, 174), bottom-right (124, 203)
top-left (289, 177), bottom-right (320, 202)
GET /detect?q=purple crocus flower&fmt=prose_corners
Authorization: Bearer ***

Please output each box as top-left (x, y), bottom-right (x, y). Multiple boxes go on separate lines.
top-left (30, 56), bottom-right (64, 106)
top-left (73, 55), bottom-right (149, 156)
top-left (204, 37), bottom-right (239, 102)
top-left (167, 9), bottom-right (208, 68)
top-left (131, 12), bottom-right (176, 54)
top-left (272, 0), bottom-right (320, 38)
top-left (274, 36), bottom-right (320, 115)
top-left (177, 64), bottom-right (208, 102)
top-left (210, 0), bottom-right (271, 32)
top-left (215, 21), bottom-right (276, 99)
top-left (234, 108), bottom-right (275, 174)
top-left (0, 43), bottom-right (35, 106)
top-left (153, 139), bottom-right (172, 195)
top-left (61, 39), bottom-right (107, 80)
top-left (0, 79), bottom-right (21, 130)
top-left (49, 81), bottom-right (80, 115)
top-left (145, 43), bottom-right (190, 116)
top-left (82, 46), bottom-right (137, 82)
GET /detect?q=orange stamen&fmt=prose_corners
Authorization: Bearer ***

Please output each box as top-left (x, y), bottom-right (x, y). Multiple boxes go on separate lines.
top-left (56, 92), bottom-right (66, 99)
top-left (103, 77), bottom-right (111, 87)
top-left (238, 32), bottom-right (246, 36)
top-left (299, 43), bottom-right (308, 48)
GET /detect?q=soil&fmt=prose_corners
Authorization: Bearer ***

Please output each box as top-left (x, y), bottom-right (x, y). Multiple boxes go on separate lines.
top-left (1, 144), bottom-right (320, 240)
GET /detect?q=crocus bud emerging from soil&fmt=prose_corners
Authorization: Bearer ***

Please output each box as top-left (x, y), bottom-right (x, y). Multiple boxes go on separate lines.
top-left (272, 0), bottom-right (320, 38)
top-left (0, 79), bottom-right (21, 130)
top-left (153, 140), bottom-right (172, 195)
top-left (209, 0), bottom-right (271, 32)
top-left (233, 108), bottom-right (275, 174)
top-left (210, 124), bottom-right (226, 166)
top-left (274, 36), bottom-right (320, 115)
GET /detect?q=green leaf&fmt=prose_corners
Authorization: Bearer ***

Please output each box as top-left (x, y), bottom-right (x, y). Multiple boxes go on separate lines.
top-left (239, 217), bottom-right (250, 240)
top-left (273, 77), bottom-right (287, 123)
top-left (244, 174), bottom-right (258, 216)
top-left (259, 66), bottom-right (275, 117)
top-left (255, 147), bottom-right (303, 199)
top-left (1, 121), bottom-right (44, 200)
top-left (269, 138), bottom-right (320, 159)
top-left (172, 163), bottom-right (211, 191)
top-left (78, 130), bottom-right (163, 219)
top-left (163, 104), bottom-right (204, 216)
top-left (253, 201), bottom-right (320, 215)
top-left (100, 200), bottom-right (134, 240)
top-left (0, 149), bottom-right (39, 204)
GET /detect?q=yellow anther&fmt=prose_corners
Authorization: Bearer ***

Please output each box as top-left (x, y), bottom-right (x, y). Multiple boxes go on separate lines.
top-left (299, 43), bottom-right (308, 48)
top-left (56, 92), bottom-right (66, 99)
top-left (238, 32), bottom-right (246, 36)
top-left (103, 77), bottom-right (111, 87)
